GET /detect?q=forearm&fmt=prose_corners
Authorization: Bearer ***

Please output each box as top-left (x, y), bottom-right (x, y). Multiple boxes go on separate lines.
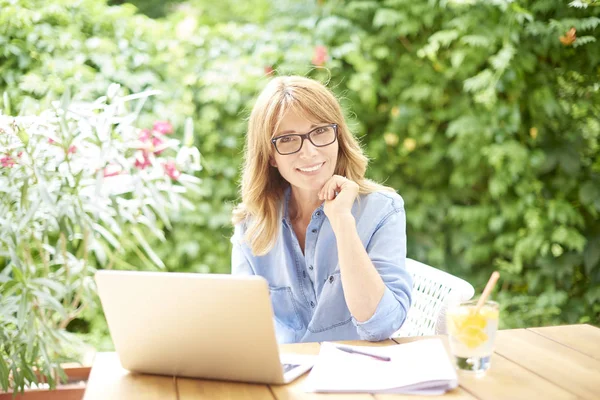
top-left (331, 214), bottom-right (385, 322)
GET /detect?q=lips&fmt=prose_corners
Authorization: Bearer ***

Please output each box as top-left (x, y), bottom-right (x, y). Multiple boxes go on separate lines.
top-left (296, 162), bottom-right (325, 173)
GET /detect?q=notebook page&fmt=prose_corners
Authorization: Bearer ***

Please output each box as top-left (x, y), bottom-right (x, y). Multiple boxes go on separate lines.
top-left (304, 338), bottom-right (458, 393)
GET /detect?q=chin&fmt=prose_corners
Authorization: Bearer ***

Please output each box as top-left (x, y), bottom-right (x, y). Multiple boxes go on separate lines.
top-left (298, 174), bottom-right (332, 191)
top-left (303, 180), bottom-right (328, 191)
top-left (281, 166), bottom-right (335, 192)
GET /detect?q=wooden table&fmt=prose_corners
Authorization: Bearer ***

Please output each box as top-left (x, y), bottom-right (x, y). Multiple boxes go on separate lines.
top-left (83, 324), bottom-right (600, 399)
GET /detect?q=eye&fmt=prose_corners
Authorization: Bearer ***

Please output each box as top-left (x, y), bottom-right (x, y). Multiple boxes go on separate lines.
top-left (313, 127), bottom-right (327, 135)
top-left (279, 135), bottom-right (298, 143)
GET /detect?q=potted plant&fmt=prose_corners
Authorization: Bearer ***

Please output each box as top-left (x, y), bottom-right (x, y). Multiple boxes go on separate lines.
top-left (0, 84), bottom-right (201, 397)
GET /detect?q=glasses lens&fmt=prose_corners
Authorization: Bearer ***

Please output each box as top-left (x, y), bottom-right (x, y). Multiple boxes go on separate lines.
top-left (276, 135), bottom-right (302, 154)
top-left (310, 126), bottom-right (336, 146)
top-left (274, 125), bottom-right (336, 155)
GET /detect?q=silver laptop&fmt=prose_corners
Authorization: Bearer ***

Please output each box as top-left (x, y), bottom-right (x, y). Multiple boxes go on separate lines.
top-left (95, 270), bottom-right (313, 384)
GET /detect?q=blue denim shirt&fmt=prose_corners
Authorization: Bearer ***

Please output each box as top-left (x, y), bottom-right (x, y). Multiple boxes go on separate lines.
top-left (231, 187), bottom-right (412, 343)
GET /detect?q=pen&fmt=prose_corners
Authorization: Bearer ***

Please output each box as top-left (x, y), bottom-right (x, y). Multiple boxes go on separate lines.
top-left (335, 345), bottom-right (391, 362)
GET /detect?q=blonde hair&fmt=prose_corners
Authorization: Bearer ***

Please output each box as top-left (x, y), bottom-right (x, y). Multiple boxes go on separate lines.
top-left (232, 76), bottom-right (393, 255)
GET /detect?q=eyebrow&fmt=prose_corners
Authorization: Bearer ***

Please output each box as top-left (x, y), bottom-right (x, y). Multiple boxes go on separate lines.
top-left (274, 124), bottom-right (318, 138)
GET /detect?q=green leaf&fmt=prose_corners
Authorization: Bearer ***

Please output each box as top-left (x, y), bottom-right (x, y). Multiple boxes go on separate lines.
top-left (20, 178), bottom-right (29, 211)
top-left (0, 356), bottom-right (9, 392)
top-left (573, 36), bottom-right (596, 47)
top-left (60, 86), bottom-right (71, 111)
top-left (428, 29), bottom-right (459, 48)
top-left (32, 290), bottom-right (67, 318)
top-left (16, 125), bottom-right (29, 146)
top-left (11, 265), bottom-right (25, 283)
top-left (373, 9), bottom-right (404, 28)
top-left (460, 35), bottom-right (492, 48)
top-left (583, 237), bottom-right (600, 275)
top-left (32, 278), bottom-right (66, 295)
top-left (490, 44), bottom-right (515, 71)
top-left (92, 223), bottom-right (121, 249)
top-left (17, 289), bottom-right (28, 328)
top-left (579, 181), bottom-right (600, 206)
top-left (464, 69), bottom-right (494, 93)
top-left (2, 92), bottom-right (10, 115)
top-left (132, 227), bottom-right (165, 269)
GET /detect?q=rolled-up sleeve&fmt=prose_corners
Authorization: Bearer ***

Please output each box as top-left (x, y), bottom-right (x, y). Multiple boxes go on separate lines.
top-left (352, 208), bottom-right (412, 341)
top-left (231, 224), bottom-right (254, 276)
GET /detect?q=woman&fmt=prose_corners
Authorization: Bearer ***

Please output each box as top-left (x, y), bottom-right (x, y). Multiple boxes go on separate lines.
top-left (231, 76), bottom-right (412, 343)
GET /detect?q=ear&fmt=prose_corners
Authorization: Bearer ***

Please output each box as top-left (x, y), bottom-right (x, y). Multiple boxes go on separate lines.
top-left (269, 156), bottom-right (277, 168)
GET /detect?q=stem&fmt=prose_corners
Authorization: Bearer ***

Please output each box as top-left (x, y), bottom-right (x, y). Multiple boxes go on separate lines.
top-left (22, 243), bottom-right (35, 275)
top-left (83, 228), bottom-right (89, 263)
top-left (398, 36), bottom-right (413, 52)
top-left (106, 252), bottom-right (116, 270)
top-left (59, 232), bottom-right (71, 310)
top-left (59, 232), bottom-right (69, 276)
top-left (58, 304), bottom-right (86, 330)
top-left (36, 238), bottom-right (50, 276)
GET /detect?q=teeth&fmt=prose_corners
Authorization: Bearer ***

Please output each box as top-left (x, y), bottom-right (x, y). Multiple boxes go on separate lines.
top-left (298, 163), bottom-right (323, 172)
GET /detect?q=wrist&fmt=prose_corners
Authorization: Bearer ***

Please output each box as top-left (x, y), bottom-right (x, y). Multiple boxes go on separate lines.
top-left (329, 213), bottom-right (355, 232)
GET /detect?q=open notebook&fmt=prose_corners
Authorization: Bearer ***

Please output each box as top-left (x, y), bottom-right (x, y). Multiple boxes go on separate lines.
top-left (303, 338), bottom-right (458, 395)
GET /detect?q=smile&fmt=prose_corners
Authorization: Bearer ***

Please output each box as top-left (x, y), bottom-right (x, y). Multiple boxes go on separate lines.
top-left (296, 162), bottom-right (325, 173)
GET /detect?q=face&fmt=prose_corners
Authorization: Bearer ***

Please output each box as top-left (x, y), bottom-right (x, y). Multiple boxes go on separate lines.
top-left (270, 109), bottom-right (339, 193)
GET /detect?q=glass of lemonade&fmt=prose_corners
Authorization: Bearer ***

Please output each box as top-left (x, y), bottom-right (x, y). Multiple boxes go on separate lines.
top-left (446, 300), bottom-right (499, 376)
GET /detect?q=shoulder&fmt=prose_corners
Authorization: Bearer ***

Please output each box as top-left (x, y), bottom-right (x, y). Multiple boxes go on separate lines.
top-left (352, 190), bottom-right (405, 230)
top-left (351, 190), bottom-right (406, 244)
top-left (231, 218), bottom-right (250, 245)
top-left (359, 190), bottom-right (405, 215)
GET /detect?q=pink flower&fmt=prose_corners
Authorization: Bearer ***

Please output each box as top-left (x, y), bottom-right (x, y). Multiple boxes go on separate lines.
top-left (312, 45), bottom-right (328, 66)
top-left (68, 145), bottom-right (77, 154)
top-left (139, 129), bottom-right (152, 142)
top-left (134, 151), bottom-right (152, 170)
top-left (152, 136), bottom-right (166, 155)
top-left (264, 66), bottom-right (274, 76)
top-left (103, 164), bottom-right (122, 177)
top-left (153, 121), bottom-right (173, 135)
top-left (163, 161), bottom-right (180, 180)
top-left (1, 155), bottom-right (15, 168)
top-left (48, 138), bottom-right (56, 144)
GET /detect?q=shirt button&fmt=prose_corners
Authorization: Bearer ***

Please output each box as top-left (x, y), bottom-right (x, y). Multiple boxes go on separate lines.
top-left (310, 301), bottom-right (315, 308)
top-left (309, 265), bottom-right (314, 270)
top-left (329, 276), bottom-right (334, 284)
top-left (311, 229), bottom-right (317, 234)
top-left (315, 211), bottom-right (321, 217)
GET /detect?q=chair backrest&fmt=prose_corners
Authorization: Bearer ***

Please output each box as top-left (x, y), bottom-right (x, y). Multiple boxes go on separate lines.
top-left (394, 258), bottom-right (474, 337)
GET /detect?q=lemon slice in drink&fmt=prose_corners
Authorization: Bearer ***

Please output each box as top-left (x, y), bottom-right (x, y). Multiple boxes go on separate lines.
top-left (449, 306), bottom-right (498, 349)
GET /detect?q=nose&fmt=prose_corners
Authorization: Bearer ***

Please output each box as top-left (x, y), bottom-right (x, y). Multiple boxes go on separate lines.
top-left (299, 137), bottom-right (319, 158)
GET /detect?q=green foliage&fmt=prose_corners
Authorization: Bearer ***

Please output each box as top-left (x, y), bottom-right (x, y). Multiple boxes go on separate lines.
top-left (311, 0), bottom-right (600, 328)
top-left (1, 0), bottom-right (317, 362)
top-left (0, 83), bottom-right (201, 392)
top-left (1, 1), bottom-right (599, 387)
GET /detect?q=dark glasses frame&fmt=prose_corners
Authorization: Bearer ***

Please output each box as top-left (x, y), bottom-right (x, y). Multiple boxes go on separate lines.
top-left (270, 123), bottom-right (338, 155)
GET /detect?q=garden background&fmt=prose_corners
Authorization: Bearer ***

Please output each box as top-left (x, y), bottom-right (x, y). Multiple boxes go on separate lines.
top-left (1, 0), bottom-right (599, 392)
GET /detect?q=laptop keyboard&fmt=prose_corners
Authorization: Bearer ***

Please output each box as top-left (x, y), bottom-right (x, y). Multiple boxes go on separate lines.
top-left (282, 363), bottom-right (300, 373)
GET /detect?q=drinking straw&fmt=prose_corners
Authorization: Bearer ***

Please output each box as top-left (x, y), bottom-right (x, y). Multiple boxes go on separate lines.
top-left (473, 271), bottom-right (500, 314)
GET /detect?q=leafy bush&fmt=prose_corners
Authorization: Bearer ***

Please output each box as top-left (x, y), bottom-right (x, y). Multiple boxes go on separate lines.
top-left (0, 86), bottom-right (201, 392)
top-left (310, 0), bottom-right (600, 327)
top-left (1, 1), bottom-right (598, 390)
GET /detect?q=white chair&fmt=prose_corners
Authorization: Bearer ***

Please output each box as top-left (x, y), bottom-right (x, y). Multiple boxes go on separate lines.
top-left (394, 258), bottom-right (475, 337)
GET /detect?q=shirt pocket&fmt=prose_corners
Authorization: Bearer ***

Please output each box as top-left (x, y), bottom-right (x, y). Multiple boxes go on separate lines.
top-left (269, 286), bottom-right (303, 331)
top-left (307, 271), bottom-right (352, 333)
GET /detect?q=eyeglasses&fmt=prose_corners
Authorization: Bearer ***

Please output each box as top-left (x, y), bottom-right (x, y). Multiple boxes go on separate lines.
top-left (271, 124), bottom-right (338, 155)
